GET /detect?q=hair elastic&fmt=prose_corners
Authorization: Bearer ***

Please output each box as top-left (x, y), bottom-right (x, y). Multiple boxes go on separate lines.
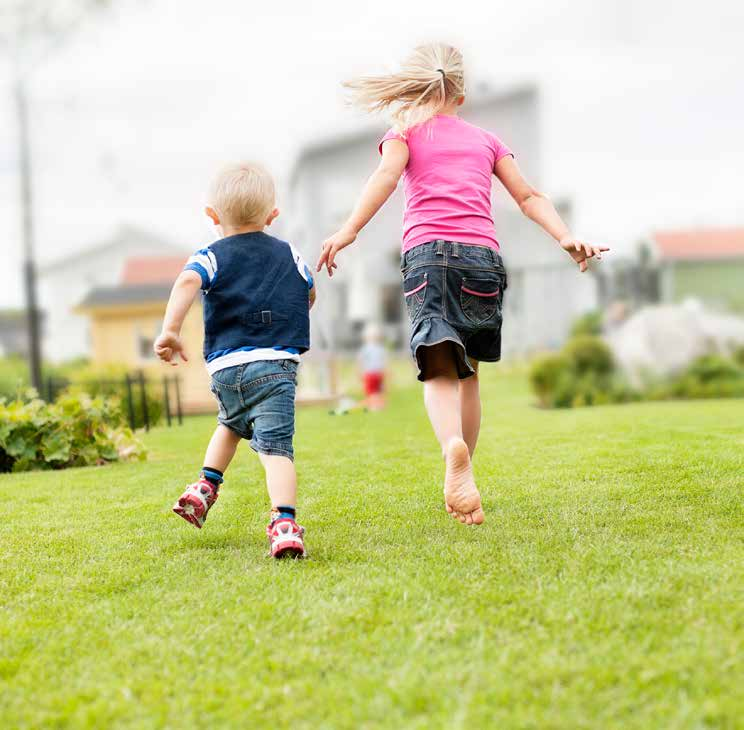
top-left (436, 68), bottom-right (446, 79)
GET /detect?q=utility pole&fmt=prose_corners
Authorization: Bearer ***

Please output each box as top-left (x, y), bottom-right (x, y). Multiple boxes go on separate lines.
top-left (15, 75), bottom-right (43, 392)
top-left (2, 0), bottom-right (113, 394)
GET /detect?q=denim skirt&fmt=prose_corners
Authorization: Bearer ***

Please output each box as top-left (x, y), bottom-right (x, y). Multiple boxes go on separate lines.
top-left (400, 240), bottom-right (507, 381)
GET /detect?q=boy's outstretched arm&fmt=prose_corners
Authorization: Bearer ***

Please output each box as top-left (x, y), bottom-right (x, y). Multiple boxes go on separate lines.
top-left (153, 270), bottom-right (202, 365)
top-left (494, 156), bottom-right (608, 272)
top-left (316, 139), bottom-right (408, 276)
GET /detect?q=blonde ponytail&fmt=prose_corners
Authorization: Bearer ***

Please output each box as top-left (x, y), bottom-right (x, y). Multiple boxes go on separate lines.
top-left (344, 43), bottom-right (465, 132)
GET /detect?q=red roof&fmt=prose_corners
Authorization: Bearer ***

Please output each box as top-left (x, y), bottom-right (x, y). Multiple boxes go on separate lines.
top-left (653, 228), bottom-right (744, 261)
top-left (121, 256), bottom-right (187, 285)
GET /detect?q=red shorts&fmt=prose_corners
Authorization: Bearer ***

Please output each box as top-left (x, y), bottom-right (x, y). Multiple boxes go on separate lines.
top-left (363, 372), bottom-right (384, 396)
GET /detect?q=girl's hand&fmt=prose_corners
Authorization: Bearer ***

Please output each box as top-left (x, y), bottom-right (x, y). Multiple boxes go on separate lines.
top-left (154, 331), bottom-right (188, 365)
top-left (316, 227), bottom-right (357, 277)
top-left (559, 236), bottom-right (609, 273)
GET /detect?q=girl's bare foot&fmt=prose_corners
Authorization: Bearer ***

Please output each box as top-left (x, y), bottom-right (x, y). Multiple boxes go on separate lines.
top-left (443, 437), bottom-right (484, 525)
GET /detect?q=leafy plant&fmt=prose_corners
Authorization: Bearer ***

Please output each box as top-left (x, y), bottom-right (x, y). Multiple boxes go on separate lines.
top-left (0, 356), bottom-right (32, 401)
top-left (0, 358), bottom-right (162, 429)
top-left (648, 355), bottom-right (744, 401)
top-left (685, 355), bottom-right (743, 384)
top-left (531, 337), bottom-right (744, 409)
top-left (530, 335), bottom-right (621, 408)
top-left (562, 335), bottom-right (614, 376)
top-left (570, 310), bottom-right (604, 337)
top-left (0, 391), bottom-right (146, 473)
top-left (529, 353), bottom-right (571, 408)
top-left (64, 363), bottom-right (163, 429)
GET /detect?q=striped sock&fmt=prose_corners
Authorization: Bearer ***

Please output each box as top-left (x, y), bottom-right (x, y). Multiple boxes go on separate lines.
top-left (201, 467), bottom-right (224, 489)
top-left (272, 505), bottom-right (296, 522)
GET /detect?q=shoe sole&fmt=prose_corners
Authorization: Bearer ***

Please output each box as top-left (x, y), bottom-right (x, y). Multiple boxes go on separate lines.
top-left (173, 495), bottom-right (205, 529)
top-left (271, 538), bottom-right (306, 559)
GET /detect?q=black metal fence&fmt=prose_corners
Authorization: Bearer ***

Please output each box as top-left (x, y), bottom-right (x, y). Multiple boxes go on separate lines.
top-left (45, 371), bottom-right (182, 431)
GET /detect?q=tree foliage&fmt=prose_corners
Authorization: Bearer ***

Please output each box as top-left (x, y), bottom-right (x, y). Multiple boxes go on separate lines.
top-left (0, 0), bottom-right (113, 74)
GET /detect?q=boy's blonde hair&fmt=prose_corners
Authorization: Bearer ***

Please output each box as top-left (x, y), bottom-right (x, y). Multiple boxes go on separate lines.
top-left (209, 162), bottom-right (275, 226)
top-left (344, 43), bottom-right (465, 132)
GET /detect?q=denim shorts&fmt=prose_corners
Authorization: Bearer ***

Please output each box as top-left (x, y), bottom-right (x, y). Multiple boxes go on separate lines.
top-left (400, 240), bottom-right (507, 381)
top-left (209, 359), bottom-right (298, 460)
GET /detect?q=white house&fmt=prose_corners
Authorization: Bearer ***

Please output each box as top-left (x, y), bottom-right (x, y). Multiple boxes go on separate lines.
top-left (288, 87), bottom-right (597, 356)
top-left (38, 225), bottom-right (188, 362)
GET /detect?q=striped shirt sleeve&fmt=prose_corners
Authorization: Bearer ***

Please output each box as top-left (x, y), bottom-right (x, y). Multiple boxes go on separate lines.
top-left (288, 243), bottom-right (314, 290)
top-left (184, 247), bottom-right (217, 290)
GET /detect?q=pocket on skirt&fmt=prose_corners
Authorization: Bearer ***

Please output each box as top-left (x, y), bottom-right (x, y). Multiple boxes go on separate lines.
top-left (459, 276), bottom-right (502, 326)
top-left (403, 271), bottom-right (428, 321)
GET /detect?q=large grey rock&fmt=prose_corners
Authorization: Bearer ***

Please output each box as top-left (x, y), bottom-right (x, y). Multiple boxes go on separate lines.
top-left (607, 301), bottom-right (744, 384)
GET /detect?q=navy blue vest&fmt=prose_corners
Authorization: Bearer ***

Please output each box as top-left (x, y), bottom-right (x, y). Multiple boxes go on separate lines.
top-left (201, 232), bottom-right (310, 361)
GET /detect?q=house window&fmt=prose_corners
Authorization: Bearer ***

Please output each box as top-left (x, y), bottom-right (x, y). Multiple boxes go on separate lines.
top-left (136, 322), bottom-right (161, 361)
top-left (381, 283), bottom-right (404, 324)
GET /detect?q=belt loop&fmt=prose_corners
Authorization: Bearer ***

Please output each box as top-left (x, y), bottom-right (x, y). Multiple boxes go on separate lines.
top-left (452, 242), bottom-right (460, 258)
top-left (435, 240), bottom-right (444, 256)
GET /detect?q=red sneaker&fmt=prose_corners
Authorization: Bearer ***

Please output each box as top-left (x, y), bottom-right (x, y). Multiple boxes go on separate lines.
top-left (172, 478), bottom-right (219, 529)
top-left (267, 518), bottom-right (306, 559)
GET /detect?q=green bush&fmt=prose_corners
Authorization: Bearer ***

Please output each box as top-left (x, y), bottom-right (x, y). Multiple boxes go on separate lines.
top-left (530, 346), bottom-right (615, 409)
top-left (685, 354), bottom-right (743, 383)
top-left (570, 311), bottom-right (604, 337)
top-left (0, 357), bottom-right (90, 401)
top-left (65, 364), bottom-right (163, 429)
top-left (0, 356), bottom-right (31, 401)
top-left (529, 353), bottom-right (572, 407)
top-left (531, 339), bottom-right (744, 409)
top-left (0, 391), bottom-right (146, 473)
top-left (530, 335), bottom-right (637, 408)
top-left (0, 358), bottom-right (163, 429)
top-left (562, 335), bottom-right (614, 376)
top-left (648, 355), bottom-right (744, 401)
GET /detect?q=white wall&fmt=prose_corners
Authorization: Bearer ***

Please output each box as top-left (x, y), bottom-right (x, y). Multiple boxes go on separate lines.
top-left (39, 233), bottom-right (188, 362)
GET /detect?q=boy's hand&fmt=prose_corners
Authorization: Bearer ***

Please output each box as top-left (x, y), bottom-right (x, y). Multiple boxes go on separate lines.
top-left (559, 236), bottom-right (609, 273)
top-left (154, 331), bottom-right (188, 365)
top-left (316, 227), bottom-right (357, 277)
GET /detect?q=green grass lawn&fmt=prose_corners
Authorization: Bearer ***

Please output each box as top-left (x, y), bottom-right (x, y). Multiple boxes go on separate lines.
top-left (2, 370), bottom-right (743, 729)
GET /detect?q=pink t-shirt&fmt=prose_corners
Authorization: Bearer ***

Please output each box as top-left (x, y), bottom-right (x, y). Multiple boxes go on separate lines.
top-left (379, 114), bottom-right (513, 253)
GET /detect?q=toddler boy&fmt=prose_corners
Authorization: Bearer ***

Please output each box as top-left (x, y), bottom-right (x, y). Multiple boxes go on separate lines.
top-left (154, 162), bottom-right (315, 558)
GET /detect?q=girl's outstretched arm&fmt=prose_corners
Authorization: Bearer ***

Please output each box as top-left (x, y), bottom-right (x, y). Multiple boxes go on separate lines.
top-left (316, 139), bottom-right (409, 276)
top-left (494, 156), bottom-right (608, 272)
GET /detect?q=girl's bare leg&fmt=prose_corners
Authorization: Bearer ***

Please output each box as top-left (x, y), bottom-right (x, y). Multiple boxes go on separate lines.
top-left (459, 360), bottom-right (481, 457)
top-left (422, 343), bottom-right (463, 450)
top-left (421, 343), bottom-right (484, 525)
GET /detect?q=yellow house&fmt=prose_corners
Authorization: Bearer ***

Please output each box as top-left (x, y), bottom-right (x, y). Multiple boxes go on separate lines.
top-left (76, 257), bottom-right (214, 413)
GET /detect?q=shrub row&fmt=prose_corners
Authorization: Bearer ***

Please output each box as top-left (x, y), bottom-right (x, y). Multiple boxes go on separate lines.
top-left (0, 358), bottom-right (163, 428)
top-left (0, 391), bottom-right (146, 473)
top-left (529, 336), bottom-right (744, 409)
top-left (529, 335), bottom-right (632, 408)
top-left (63, 363), bottom-right (163, 429)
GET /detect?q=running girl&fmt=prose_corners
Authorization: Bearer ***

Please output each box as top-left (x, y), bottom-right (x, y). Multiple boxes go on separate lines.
top-left (316, 43), bottom-right (607, 525)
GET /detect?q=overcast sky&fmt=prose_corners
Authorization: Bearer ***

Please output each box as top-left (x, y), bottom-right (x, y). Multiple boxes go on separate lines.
top-left (1, 0), bottom-right (743, 307)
